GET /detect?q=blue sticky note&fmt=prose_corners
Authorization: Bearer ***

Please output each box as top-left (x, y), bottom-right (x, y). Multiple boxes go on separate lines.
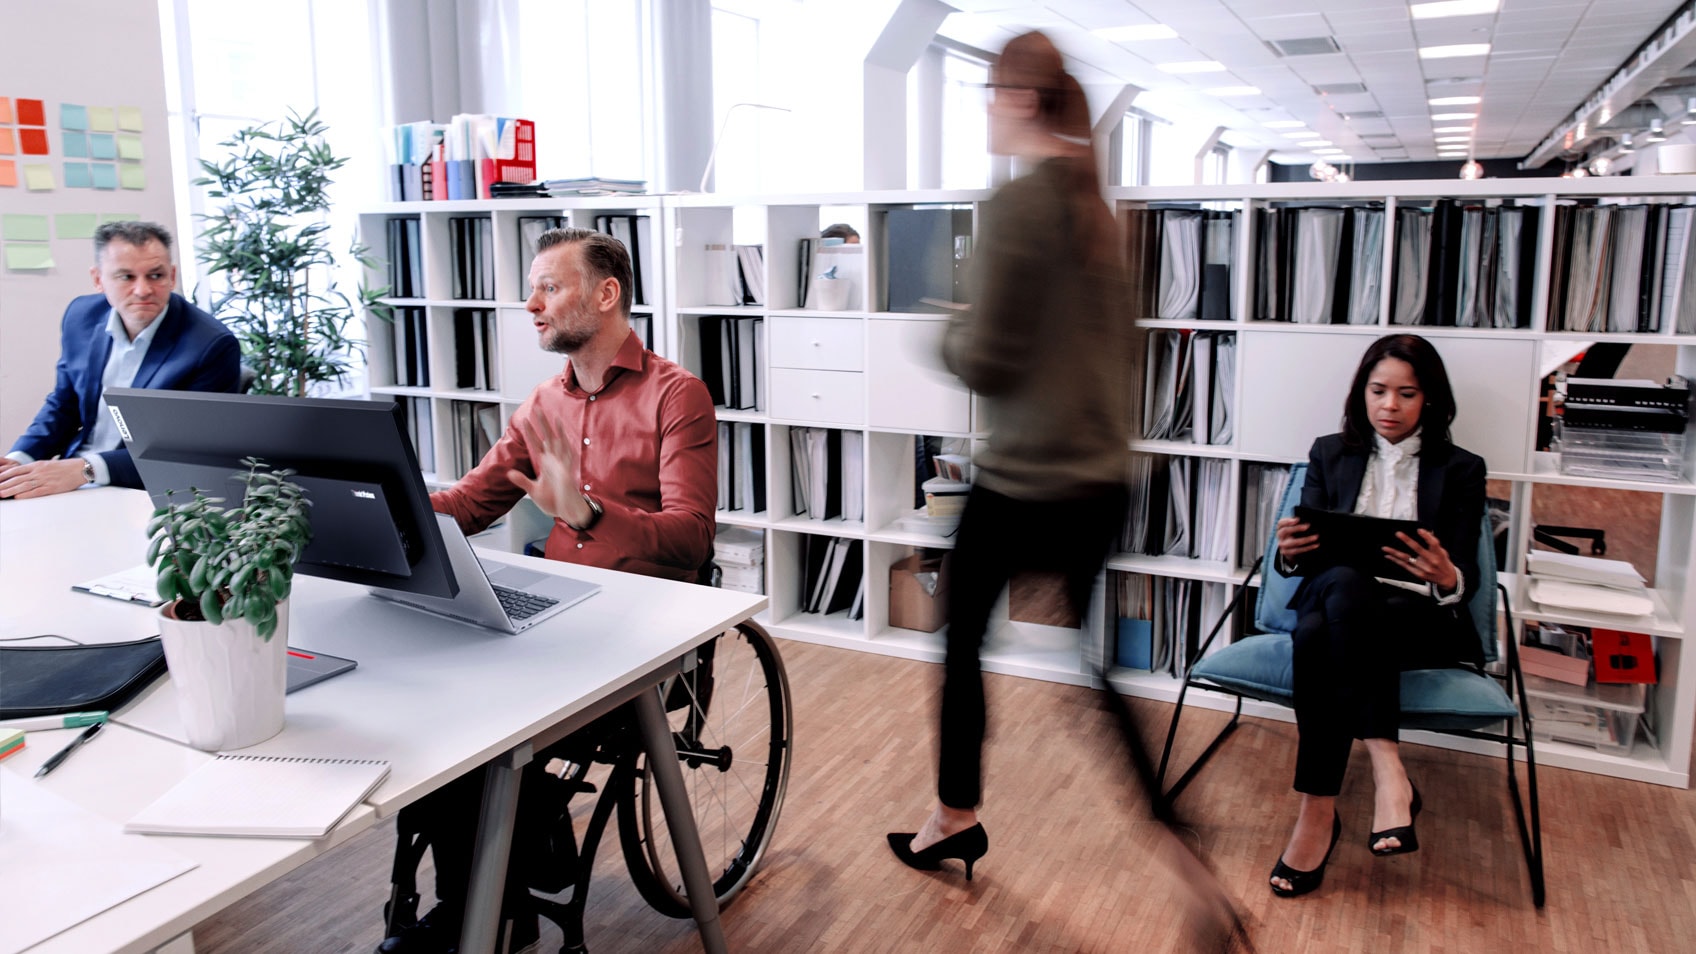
top-left (61, 104), bottom-right (90, 131)
top-left (90, 163), bottom-right (118, 190)
top-left (64, 162), bottom-right (92, 188)
top-left (63, 131), bottom-right (89, 158)
top-left (88, 133), bottom-right (116, 160)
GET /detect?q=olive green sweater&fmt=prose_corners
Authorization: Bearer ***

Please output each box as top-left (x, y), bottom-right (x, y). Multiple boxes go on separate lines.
top-left (942, 158), bottom-right (1138, 501)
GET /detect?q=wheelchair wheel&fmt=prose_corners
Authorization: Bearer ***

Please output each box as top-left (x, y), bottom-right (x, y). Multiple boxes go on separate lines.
top-left (619, 620), bottom-right (792, 917)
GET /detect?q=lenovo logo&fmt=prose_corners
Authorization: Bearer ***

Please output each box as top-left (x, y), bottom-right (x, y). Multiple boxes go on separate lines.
top-left (108, 406), bottom-right (132, 441)
top-left (352, 490), bottom-right (376, 500)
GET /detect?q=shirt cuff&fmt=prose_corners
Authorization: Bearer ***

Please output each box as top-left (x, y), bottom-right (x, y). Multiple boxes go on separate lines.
top-left (1431, 567), bottom-right (1465, 606)
top-left (80, 452), bottom-right (111, 487)
top-left (5, 451), bottom-right (33, 465)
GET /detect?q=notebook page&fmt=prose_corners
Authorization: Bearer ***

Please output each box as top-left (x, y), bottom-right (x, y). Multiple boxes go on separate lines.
top-left (125, 754), bottom-right (389, 839)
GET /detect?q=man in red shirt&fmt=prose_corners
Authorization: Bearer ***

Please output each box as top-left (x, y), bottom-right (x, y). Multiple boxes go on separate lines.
top-left (378, 227), bottom-right (717, 954)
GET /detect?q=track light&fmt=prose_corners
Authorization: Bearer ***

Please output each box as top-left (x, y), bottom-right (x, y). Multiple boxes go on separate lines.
top-left (1591, 155), bottom-right (1613, 175)
top-left (1459, 159), bottom-right (1483, 180)
top-left (1646, 120), bottom-right (1667, 143)
top-left (1620, 134), bottom-right (1635, 153)
top-left (1683, 97), bottom-right (1696, 125)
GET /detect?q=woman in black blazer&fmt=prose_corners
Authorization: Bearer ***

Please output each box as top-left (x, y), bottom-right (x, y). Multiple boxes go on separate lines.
top-left (1268, 333), bottom-right (1486, 897)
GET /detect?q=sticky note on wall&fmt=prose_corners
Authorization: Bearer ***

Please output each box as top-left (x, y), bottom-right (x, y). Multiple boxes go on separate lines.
top-left (2, 214), bottom-right (50, 241)
top-left (118, 106), bottom-right (143, 132)
top-left (16, 98), bottom-right (45, 126)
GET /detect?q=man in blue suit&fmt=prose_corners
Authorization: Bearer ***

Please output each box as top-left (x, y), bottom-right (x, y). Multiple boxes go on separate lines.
top-left (1, 221), bottom-right (240, 498)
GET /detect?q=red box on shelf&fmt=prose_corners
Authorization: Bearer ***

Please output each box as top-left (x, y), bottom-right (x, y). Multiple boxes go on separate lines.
top-left (1592, 629), bottom-right (1656, 684)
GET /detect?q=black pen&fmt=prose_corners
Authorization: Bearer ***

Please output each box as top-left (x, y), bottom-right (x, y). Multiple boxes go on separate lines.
top-left (35, 720), bottom-right (104, 778)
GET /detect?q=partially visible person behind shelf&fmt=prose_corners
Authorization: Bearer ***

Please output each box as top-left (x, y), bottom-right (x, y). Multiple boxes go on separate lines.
top-left (1, 221), bottom-right (240, 499)
top-left (375, 226), bottom-right (717, 954)
top-left (1266, 332), bottom-right (1486, 898)
top-left (886, 28), bottom-right (1138, 881)
top-left (821, 222), bottom-right (860, 244)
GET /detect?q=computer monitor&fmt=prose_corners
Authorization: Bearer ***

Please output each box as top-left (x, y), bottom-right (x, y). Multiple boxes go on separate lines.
top-left (103, 388), bottom-right (458, 599)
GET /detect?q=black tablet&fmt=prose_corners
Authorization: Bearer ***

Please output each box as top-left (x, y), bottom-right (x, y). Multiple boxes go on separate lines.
top-left (1293, 506), bottom-right (1422, 582)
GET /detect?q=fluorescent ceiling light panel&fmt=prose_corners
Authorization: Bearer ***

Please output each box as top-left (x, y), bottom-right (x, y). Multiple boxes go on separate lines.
top-left (1420, 44), bottom-right (1490, 59)
top-left (1314, 148), bottom-right (1345, 154)
top-left (1433, 126), bottom-right (1473, 132)
top-left (1205, 86), bottom-right (1261, 96)
top-left (1436, 136), bottom-right (1472, 142)
top-left (1411, 0), bottom-right (1500, 19)
top-left (1264, 120), bottom-right (1307, 128)
top-left (1282, 131), bottom-right (1316, 138)
top-left (1299, 140), bottom-right (1333, 147)
top-left (1429, 95), bottom-right (1482, 105)
top-left (1431, 112), bottom-right (1477, 120)
top-left (1095, 24), bottom-right (1178, 41)
top-left (1158, 60), bottom-right (1228, 74)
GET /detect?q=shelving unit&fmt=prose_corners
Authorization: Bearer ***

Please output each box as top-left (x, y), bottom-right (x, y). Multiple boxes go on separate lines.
top-left (363, 177), bottom-right (1696, 788)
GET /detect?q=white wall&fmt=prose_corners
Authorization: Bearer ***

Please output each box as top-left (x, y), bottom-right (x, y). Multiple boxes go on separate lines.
top-left (0, 0), bottom-right (178, 448)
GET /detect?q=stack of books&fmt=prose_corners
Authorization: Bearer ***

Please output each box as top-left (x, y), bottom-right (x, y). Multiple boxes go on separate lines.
top-left (1555, 376), bottom-right (1690, 482)
top-left (714, 528), bottom-right (764, 595)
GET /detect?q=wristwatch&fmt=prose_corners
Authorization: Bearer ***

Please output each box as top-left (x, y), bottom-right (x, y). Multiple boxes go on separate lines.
top-left (80, 458), bottom-right (96, 485)
top-left (569, 493), bottom-right (603, 531)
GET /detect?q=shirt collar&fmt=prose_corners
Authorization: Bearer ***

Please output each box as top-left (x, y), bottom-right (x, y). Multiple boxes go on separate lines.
top-left (564, 328), bottom-right (647, 394)
top-left (1373, 426), bottom-right (1422, 463)
top-left (106, 305), bottom-right (167, 347)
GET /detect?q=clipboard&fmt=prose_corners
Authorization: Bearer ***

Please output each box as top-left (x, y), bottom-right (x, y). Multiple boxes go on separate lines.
top-left (1293, 506), bottom-right (1421, 582)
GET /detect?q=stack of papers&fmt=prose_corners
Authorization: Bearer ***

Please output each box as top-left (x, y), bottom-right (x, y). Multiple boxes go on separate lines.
top-left (1526, 551), bottom-right (1654, 618)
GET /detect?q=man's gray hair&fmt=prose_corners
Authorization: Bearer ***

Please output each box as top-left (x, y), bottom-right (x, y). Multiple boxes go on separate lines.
top-left (93, 221), bottom-right (174, 263)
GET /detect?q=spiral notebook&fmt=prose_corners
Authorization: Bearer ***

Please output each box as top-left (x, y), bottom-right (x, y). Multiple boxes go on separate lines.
top-left (125, 753), bottom-right (389, 839)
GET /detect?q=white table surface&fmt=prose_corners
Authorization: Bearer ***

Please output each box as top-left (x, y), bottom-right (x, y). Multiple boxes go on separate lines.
top-left (1, 488), bottom-right (767, 953)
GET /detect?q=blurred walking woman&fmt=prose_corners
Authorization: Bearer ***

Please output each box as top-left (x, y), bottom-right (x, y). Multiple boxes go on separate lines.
top-left (1268, 333), bottom-right (1486, 897)
top-left (887, 30), bottom-right (1136, 880)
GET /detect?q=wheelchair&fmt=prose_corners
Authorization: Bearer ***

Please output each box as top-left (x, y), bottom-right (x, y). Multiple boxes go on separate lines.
top-left (382, 618), bottom-right (793, 954)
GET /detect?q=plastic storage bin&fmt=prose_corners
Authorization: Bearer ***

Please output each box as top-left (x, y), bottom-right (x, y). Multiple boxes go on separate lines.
top-left (1522, 673), bottom-right (1646, 754)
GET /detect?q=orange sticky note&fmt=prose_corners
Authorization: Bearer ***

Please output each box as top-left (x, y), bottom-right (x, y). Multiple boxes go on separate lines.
top-left (19, 128), bottom-right (48, 155)
top-left (0, 128), bottom-right (14, 155)
top-left (0, 97), bottom-right (12, 124)
top-left (16, 98), bottom-right (45, 126)
top-left (0, 160), bottom-right (16, 187)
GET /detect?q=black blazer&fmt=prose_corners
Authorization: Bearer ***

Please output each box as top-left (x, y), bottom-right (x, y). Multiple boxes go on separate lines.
top-left (1292, 432), bottom-right (1488, 652)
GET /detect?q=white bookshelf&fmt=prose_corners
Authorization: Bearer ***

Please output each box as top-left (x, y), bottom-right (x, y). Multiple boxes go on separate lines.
top-left (363, 178), bottom-right (1696, 788)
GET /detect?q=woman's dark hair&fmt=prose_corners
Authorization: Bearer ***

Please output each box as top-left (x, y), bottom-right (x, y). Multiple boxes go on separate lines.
top-left (1341, 334), bottom-right (1456, 450)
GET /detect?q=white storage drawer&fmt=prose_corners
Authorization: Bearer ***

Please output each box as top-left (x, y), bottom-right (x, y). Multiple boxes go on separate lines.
top-left (769, 368), bottom-right (864, 424)
top-left (768, 316), bottom-right (864, 371)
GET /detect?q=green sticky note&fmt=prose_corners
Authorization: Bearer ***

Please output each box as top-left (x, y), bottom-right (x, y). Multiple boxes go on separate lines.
top-left (63, 131), bottom-right (89, 158)
top-left (88, 106), bottom-right (116, 132)
top-left (119, 164), bottom-right (145, 190)
top-left (2, 214), bottom-right (50, 241)
top-left (64, 162), bottom-right (92, 188)
top-left (56, 213), bottom-right (99, 239)
top-left (100, 212), bottom-right (141, 223)
top-left (117, 134), bottom-right (143, 161)
top-left (5, 243), bottom-right (55, 269)
top-left (90, 163), bottom-right (117, 189)
top-left (61, 104), bottom-right (89, 130)
top-left (89, 133), bottom-right (116, 160)
top-left (23, 164), bottom-right (54, 191)
top-left (117, 106), bottom-right (143, 132)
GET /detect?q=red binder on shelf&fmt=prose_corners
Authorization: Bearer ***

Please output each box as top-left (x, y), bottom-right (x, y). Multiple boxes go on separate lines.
top-left (1592, 629), bottom-right (1657, 684)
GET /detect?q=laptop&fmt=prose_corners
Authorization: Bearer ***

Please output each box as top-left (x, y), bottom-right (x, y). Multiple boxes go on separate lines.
top-left (370, 513), bottom-right (602, 633)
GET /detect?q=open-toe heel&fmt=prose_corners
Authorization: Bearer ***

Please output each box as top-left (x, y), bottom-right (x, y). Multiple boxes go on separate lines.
top-left (1269, 812), bottom-right (1341, 898)
top-left (1369, 784), bottom-right (1422, 857)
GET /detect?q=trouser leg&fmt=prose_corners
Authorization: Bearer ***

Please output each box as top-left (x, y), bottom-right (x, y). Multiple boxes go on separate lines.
top-left (1290, 566), bottom-right (1394, 796)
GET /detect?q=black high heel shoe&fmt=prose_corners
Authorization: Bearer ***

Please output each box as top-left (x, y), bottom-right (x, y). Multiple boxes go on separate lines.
top-left (886, 823), bottom-right (989, 881)
top-left (1268, 812), bottom-right (1341, 898)
top-left (1369, 784), bottom-right (1422, 856)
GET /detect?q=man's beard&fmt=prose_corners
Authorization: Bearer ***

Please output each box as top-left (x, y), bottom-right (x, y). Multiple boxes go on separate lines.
top-left (540, 310), bottom-right (595, 354)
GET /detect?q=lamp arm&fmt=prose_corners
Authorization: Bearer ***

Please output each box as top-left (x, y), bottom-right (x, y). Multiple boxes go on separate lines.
top-left (698, 102), bottom-right (792, 193)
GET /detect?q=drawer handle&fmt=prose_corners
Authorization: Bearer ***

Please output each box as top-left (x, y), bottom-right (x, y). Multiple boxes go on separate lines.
top-left (811, 393), bottom-right (820, 399)
top-left (812, 340), bottom-right (820, 347)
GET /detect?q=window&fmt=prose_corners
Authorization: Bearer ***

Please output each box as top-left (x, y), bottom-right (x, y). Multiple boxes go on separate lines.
top-left (514, 0), bottom-right (648, 185)
top-left (1116, 113), bottom-right (1151, 186)
top-left (939, 49), bottom-right (990, 189)
top-left (1203, 144), bottom-right (1229, 185)
top-left (710, 5), bottom-right (765, 194)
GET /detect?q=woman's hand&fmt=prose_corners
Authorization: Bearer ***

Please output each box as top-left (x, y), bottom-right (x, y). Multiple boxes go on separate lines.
top-left (1385, 529), bottom-right (1458, 592)
top-left (1275, 516), bottom-right (1318, 564)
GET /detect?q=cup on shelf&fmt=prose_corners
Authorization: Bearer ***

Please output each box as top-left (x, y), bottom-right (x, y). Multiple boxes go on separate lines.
top-left (814, 275), bottom-right (850, 311)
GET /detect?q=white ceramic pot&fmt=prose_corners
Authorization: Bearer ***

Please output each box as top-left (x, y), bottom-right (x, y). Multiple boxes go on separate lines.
top-left (157, 598), bottom-right (289, 751)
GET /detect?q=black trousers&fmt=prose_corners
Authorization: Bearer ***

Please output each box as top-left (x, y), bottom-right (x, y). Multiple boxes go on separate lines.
top-left (1289, 566), bottom-right (1474, 796)
top-left (937, 483), bottom-right (1129, 810)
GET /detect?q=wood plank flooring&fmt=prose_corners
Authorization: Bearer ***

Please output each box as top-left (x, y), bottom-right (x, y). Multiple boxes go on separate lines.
top-left (196, 638), bottom-right (1696, 954)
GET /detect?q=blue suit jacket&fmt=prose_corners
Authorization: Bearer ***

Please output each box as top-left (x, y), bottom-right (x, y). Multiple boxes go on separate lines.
top-left (11, 293), bottom-right (240, 489)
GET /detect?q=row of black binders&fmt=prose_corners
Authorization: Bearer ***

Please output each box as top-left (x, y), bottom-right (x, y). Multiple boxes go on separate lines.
top-left (1142, 330), bottom-right (1235, 445)
top-left (1126, 207), bottom-right (1236, 321)
top-left (400, 396), bottom-right (434, 472)
top-left (1550, 203), bottom-right (1696, 334)
top-left (386, 218), bottom-right (424, 299)
top-left (718, 422), bottom-right (767, 514)
top-left (593, 214), bottom-right (658, 307)
top-left (1112, 575), bottom-right (1236, 678)
top-left (799, 535), bottom-right (864, 618)
top-left (390, 307), bottom-right (430, 387)
top-left (450, 217), bottom-right (497, 301)
top-left (1239, 463), bottom-right (1293, 570)
top-left (697, 316), bottom-right (761, 410)
top-left (1390, 201), bottom-right (1538, 329)
top-left (790, 427), bottom-right (864, 521)
top-left (517, 215), bottom-right (566, 292)
top-left (1122, 455), bottom-right (1232, 562)
top-left (1253, 205), bottom-right (1383, 325)
top-left (452, 309), bottom-right (498, 391)
top-left (447, 402), bottom-right (502, 478)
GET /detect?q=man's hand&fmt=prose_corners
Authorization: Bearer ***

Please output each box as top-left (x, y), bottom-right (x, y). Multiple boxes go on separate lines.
top-left (0, 458), bottom-right (20, 476)
top-left (507, 412), bottom-right (594, 529)
top-left (0, 458), bottom-right (89, 499)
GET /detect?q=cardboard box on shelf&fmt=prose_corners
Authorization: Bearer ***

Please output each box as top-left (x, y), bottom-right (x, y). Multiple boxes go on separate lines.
top-left (1519, 644), bottom-right (1591, 686)
top-left (889, 553), bottom-right (947, 633)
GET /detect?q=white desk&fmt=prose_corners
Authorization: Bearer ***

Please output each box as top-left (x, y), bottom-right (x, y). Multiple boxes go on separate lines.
top-left (1, 489), bottom-right (768, 953)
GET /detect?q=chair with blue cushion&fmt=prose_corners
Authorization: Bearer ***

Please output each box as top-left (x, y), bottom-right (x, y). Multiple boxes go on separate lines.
top-left (1154, 463), bottom-right (1546, 906)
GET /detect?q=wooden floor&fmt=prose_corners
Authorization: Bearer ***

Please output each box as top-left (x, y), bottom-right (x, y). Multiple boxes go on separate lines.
top-left (196, 638), bottom-right (1696, 954)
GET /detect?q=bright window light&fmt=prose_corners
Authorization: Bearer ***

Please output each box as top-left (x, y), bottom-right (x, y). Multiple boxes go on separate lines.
top-left (1264, 120), bottom-right (1306, 128)
top-left (1095, 24), bottom-right (1178, 41)
top-left (1431, 112), bottom-right (1477, 120)
top-left (1158, 60), bottom-right (1228, 74)
top-left (1205, 86), bottom-right (1260, 96)
top-left (1420, 44), bottom-right (1490, 59)
top-left (1411, 0), bottom-right (1500, 19)
top-left (1429, 95), bottom-right (1482, 105)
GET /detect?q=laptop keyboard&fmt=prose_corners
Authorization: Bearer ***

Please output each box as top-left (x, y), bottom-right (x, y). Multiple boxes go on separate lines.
top-left (492, 585), bottom-right (560, 621)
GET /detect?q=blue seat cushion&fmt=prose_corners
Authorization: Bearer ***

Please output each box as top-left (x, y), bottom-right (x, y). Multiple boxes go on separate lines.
top-left (1191, 633), bottom-right (1518, 733)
